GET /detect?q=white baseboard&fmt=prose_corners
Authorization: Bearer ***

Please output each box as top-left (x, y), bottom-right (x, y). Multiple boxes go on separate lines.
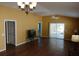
top-left (16, 40), bottom-right (30, 46)
top-left (0, 39), bottom-right (37, 52)
top-left (0, 48), bottom-right (6, 52)
top-left (16, 38), bottom-right (37, 46)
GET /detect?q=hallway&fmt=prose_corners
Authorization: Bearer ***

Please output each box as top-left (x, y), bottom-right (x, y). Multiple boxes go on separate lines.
top-left (0, 38), bottom-right (79, 56)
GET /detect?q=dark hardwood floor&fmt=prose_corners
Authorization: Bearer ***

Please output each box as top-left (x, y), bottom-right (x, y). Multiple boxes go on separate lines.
top-left (0, 38), bottom-right (79, 56)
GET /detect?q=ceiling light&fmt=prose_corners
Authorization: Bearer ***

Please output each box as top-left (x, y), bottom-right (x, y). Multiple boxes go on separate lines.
top-left (51, 16), bottom-right (59, 19)
top-left (17, 2), bottom-right (37, 14)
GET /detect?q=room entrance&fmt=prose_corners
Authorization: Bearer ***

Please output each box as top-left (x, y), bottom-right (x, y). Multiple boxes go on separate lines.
top-left (38, 21), bottom-right (42, 47)
top-left (49, 23), bottom-right (64, 39)
top-left (4, 20), bottom-right (16, 49)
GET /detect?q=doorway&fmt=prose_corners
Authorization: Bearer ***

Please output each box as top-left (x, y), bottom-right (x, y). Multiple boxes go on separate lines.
top-left (38, 22), bottom-right (42, 37)
top-left (4, 20), bottom-right (16, 49)
top-left (38, 21), bottom-right (42, 47)
top-left (49, 23), bottom-right (64, 39)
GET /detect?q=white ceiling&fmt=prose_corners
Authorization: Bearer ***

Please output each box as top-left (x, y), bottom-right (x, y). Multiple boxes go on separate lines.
top-left (0, 2), bottom-right (79, 17)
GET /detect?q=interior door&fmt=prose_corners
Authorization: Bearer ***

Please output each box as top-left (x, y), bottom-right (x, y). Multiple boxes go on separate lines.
top-left (5, 21), bottom-right (15, 45)
top-left (49, 23), bottom-right (64, 39)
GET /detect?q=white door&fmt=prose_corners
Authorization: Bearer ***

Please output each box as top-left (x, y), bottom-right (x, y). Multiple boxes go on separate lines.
top-left (49, 23), bottom-right (64, 39)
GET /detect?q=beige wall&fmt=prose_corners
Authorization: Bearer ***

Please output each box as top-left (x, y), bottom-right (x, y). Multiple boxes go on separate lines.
top-left (0, 5), bottom-right (42, 50)
top-left (42, 15), bottom-right (79, 40)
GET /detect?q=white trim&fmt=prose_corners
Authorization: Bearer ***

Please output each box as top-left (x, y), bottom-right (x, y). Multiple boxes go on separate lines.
top-left (4, 20), bottom-right (6, 51)
top-left (0, 39), bottom-right (37, 52)
top-left (16, 38), bottom-right (37, 46)
top-left (16, 40), bottom-right (30, 46)
top-left (4, 19), bottom-right (17, 50)
top-left (15, 20), bottom-right (17, 46)
top-left (16, 41), bottom-right (26, 46)
top-left (0, 48), bottom-right (6, 52)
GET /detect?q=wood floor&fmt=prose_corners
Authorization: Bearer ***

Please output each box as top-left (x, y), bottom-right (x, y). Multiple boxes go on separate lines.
top-left (0, 38), bottom-right (79, 56)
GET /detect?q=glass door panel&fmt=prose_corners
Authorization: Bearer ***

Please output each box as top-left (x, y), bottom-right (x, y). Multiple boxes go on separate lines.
top-left (49, 23), bottom-right (64, 39)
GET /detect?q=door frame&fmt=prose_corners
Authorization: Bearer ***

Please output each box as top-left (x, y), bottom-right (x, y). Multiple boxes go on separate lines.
top-left (48, 22), bottom-right (65, 39)
top-left (4, 19), bottom-right (17, 49)
top-left (38, 21), bottom-right (42, 36)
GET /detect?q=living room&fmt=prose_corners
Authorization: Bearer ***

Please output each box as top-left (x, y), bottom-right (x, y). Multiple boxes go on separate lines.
top-left (0, 1), bottom-right (79, 56)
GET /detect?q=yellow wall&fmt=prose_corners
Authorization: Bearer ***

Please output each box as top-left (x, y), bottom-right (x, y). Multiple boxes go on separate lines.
top-left (0, 5), bottom-right (42, 50)
top-left (42, 15), bottom-right (79, 40)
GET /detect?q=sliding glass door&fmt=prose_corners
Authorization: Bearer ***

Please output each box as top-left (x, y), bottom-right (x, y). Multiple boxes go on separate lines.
top-left (49, 23), bottom-right (64, 39)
